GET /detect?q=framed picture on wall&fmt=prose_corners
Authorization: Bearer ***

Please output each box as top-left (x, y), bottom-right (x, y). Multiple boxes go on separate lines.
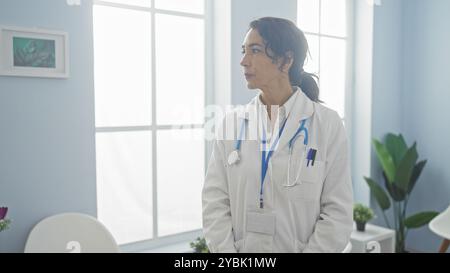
top-left (0, 25), bottom-right (69, 78)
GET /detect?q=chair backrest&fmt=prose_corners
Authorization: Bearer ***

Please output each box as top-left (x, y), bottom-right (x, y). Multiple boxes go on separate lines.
top-left (24, 213), bottom-right (119, 253)
top-left (429, 204), bottom-right (450, 240)
top-left (342, 242), bottom-right (352, 253)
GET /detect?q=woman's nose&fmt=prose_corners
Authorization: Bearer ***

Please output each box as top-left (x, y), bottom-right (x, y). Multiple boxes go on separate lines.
top-left (240, 54), bottom-right (250, 67)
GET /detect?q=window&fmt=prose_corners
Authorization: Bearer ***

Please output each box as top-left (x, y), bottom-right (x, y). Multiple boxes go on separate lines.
top-left (297, 0), bottom-right (352, 120)
top-left (93, 0), bottom-right (206, 245)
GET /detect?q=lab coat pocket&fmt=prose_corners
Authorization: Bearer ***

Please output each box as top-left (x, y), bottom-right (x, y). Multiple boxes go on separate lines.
top-left (286, 162), bottom-right (324, 201)
top-left (299, 160), bottom-right (324, 184)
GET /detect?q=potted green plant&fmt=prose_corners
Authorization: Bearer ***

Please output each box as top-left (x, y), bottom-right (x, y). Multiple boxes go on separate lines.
top-left (190, 237), bottom-right (210, 253)
top-left (0, 207), bottom-right (11, 232)
top-left (353, 203), bottom-right (375, 232)
top-left (364, 133), bottom-right (439, 252)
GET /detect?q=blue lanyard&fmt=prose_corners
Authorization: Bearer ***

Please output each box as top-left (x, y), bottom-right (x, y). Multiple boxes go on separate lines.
top-left (260, 118), bottom-right (288, 208)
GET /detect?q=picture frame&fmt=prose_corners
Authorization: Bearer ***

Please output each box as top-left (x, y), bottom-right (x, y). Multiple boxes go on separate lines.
top-left (0, 25), bottom-right (69, 78)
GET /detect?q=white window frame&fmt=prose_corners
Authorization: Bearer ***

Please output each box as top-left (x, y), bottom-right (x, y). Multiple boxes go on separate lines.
top-left (93, 0), bottom-right (212, 252)
top-left (297, 0), bottom-right (354, 141)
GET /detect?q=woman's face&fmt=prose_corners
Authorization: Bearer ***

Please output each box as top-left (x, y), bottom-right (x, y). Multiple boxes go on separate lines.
top-left (240, 28), bottom-right (287, 90)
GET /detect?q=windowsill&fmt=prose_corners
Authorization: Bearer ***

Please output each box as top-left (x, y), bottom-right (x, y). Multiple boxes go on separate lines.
top-left (120, 230), bottom-right (202, 253)
top-left (137, 240), bottom-right (193, 253)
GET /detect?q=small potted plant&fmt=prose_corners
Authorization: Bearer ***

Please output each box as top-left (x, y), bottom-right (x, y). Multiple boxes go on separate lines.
top-left (190, 237), bottom-right (210, 253)
top-left (0, 207), bottom-right (11, 232)
top-left (353, 203), bottom-right (375, 232)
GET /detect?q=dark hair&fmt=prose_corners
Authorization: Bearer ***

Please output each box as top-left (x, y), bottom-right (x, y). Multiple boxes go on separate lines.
top-left (249, 17), bottom-right (321, 102)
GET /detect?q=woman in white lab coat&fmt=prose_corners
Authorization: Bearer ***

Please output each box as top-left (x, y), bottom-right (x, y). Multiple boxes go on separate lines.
top-left (202, 17), bottom-right (353, 253)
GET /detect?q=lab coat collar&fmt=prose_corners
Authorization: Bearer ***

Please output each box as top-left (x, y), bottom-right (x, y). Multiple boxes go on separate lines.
top-left (238, 86), bottom-right (314, 121)
top-left (237, 86), bottom-right (315, 150)
top-left (255, 87), bottom-right (300, 134)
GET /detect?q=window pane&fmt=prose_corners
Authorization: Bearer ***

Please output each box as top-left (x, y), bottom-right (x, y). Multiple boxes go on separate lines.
top-left (321, 0), bottom-right (347, 37)
top-left (96, 131), bottom-right (153, 245)
top-left (304, 34), bottom-right (319, 75)
top-left (155, 0), bottom-right (204, 15)
top-left (155, 14), bottom-right (205, 125)
top-left (157, 129), bottom-right (204, 236)
top-left (93, 5), bottom-right (152, 127)
top-left (297, 0), bottom-right (319, 33)
top-left (101, 0), bottom-right (151, 8)
top-left (319, 37), bottom-right (346, 118)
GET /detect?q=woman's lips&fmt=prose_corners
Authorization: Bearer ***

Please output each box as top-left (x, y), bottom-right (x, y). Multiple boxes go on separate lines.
top-left (245, 73), bottom-right (254, 80)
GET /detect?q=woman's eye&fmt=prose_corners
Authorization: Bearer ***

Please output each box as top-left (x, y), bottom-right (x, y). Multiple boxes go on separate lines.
top-left (241, 48), bottom-right (261, 55)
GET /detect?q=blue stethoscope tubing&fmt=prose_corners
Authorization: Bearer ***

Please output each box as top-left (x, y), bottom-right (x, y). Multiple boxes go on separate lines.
top-left (229, 118), bottom-right (310, 208)
top-left (227, 119), bottom-right (247, 165)
top-left (285, 119), bottom-right (308, 187)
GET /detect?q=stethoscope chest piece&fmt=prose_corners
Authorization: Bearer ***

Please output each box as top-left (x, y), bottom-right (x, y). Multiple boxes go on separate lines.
top-left (228, 150), bottom-right (240, 165)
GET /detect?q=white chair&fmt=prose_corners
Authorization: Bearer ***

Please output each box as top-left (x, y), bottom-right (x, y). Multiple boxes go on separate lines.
top-left (342, 242), bottom-right (352, 253)
top-left (24, 213), bottom-right (119, 253)
top-left (429, 205), bottom-right (450, 253)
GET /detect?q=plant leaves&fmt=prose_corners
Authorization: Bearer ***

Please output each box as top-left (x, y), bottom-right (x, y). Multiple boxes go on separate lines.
top-left (385, 133), bottom-right (408, 167)
top-left (404, 211), bottom-right (439, 229)
top-left (384, 172), bottom-right (406, 201)
top-left (395, 142), bottom-right (418, 192)
top-left (408, 160), bottom-right (427, 194)
top-left (373, 139), bottom-right (396, 184)
top-left (364, 176), bottom-right (391, 210)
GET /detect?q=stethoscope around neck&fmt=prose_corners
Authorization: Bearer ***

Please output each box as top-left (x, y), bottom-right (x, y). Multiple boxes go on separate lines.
top-left (227, 117), bottom-right (309, 187)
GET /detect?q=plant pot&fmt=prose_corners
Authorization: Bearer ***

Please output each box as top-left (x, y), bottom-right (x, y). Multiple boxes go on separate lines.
top-left (356, 221), bottom-right (366, 232)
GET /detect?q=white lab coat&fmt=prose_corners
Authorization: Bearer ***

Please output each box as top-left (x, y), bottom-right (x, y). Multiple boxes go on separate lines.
top-left (202, 88), bottom-right (353, 253)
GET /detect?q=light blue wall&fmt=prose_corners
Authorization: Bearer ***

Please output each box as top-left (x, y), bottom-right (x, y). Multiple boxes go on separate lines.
top-left (401, 0), bottom-right (450, 252)
top-left (372, 0), bottom-right (404, 140)
top-left (0, 0), bottom-right (97, 252)
top-left (369, 0), bottom-right (450, 252)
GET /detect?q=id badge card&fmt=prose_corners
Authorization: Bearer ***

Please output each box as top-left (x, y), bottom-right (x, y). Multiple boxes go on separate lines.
top-left (243, 209), bottom-right (276, 252)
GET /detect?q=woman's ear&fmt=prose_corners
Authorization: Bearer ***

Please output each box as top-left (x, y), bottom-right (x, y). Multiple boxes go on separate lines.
top-left (281, 51), bottom-right (294, 73)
